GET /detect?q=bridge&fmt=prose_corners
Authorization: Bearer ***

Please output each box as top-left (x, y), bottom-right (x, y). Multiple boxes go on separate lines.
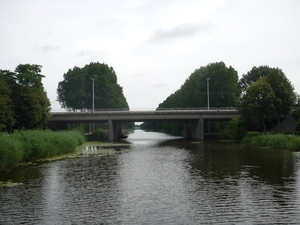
top-left (49, 108), bottom-right (241, 141)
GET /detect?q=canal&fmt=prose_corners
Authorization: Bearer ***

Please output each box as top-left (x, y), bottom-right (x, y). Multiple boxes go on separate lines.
top-left (1, 130), bottom-right (300, 224)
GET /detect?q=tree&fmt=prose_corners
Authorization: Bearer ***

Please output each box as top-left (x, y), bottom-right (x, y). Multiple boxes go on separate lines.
top-left (0, 64), bottom-right (51, 130)
top-left (239, 66), bottom-right (296, 130)
top-left (265, 68), bottom-right (295, 125)
top-left (158, 62), bottom-right (240, 109)
top-left (239, 65), bottom-right (271, 93)
top-left (57, 62), bottom-right (129, 111)
top-left (0, 72), bottom-right (15, 131)
top-left (238, 78), bottom-right (277, 132)
top-left (146, 62), bottom-right (240, 135)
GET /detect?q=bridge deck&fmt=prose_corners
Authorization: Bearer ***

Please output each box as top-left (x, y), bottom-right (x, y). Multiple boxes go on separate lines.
top-left (50, 109), bottom-right (240, 123)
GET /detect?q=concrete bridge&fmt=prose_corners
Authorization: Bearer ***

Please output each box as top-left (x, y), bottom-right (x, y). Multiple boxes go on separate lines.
top-left (49, 108), bottom-right (241, 141)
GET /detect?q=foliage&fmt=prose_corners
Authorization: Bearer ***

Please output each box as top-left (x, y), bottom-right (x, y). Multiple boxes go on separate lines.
top-left (145, 62), bottom-right (240, 135)
top-left (57, 62), bottom-right (129, 111)
top-left (243, 133), bottom-right (300, 150)
top-left (238, 78), bottom-right (276, 132)
top-left (239, 66), bottom-right (296, 131)
top-left (0, 130), bottom-right (85, 171)
top-left (220, 118), bottom-right (247, 140)
top-left (0, 72), bottom-right (15, 131)
top-left (0, 64), bottom-right (51, 131)
top-left (265, 68), bottom-right (296, 117)
top-left (239, 65), bottom-right (271, 93)
top-left (86, 129), bottom-right (108, 141)
top-left (158, 62), bottom-right (240, 109)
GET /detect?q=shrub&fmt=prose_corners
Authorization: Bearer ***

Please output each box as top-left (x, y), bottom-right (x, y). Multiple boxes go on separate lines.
top-left (87, 129), bottom-right (108, 141)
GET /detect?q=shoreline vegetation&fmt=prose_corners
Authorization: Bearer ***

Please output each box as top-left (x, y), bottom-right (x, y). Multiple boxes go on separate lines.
top-left (242, 133), bottom-right (300, 151)
top-left (1, 129), bottom-right (299, 172)
top-left (0, 130), bottom-right (85, 172)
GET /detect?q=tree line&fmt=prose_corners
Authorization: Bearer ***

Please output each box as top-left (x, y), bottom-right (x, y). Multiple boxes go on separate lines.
top-left (0, 62), bottom-right (130, 132)
top-left (141, 62), bottom-right (296, 136)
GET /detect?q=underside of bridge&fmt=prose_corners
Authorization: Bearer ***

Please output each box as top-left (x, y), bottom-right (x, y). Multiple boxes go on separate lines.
top-left (106, 119), bottom-right (204, 141)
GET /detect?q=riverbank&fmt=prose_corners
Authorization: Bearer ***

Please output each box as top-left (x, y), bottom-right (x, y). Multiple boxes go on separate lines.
top-left (243, 133), bottom-right (300, 151)
top-left (0, 130), bottom-right (85, 171)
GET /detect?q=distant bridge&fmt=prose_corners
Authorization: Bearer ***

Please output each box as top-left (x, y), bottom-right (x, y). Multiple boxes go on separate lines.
top-left (49, 108), bottom-right (241, 141)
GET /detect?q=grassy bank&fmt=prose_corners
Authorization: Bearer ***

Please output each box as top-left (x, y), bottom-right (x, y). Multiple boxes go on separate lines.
top-left (243, 133), bottom-right (300, 150)
top-left (0, 130), bottom-right (85, 171)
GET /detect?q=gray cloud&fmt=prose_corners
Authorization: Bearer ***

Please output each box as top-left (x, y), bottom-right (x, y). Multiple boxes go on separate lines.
top-left (148, 22), bottom-right (213, 43)
top-left (36, 45), bottom-right (60, 52)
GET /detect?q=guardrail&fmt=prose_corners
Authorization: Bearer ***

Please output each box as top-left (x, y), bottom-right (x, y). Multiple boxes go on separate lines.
top-left (51, 107), bottom-right (238, 113)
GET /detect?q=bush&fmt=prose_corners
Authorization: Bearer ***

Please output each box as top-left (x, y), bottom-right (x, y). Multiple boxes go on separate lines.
top-left (220, 118), bottom-right (247, 141)
top-left (87, 129), bottom-right (108, 141)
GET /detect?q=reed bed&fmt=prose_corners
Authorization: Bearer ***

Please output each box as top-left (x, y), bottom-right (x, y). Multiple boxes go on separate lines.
top-left (0, 130), bottom-right (85, 171)
top-left (243, 133), bottom-right (300, 150)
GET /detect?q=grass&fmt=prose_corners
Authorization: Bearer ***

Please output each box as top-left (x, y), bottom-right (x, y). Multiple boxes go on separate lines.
top-left (243, 133), bottom-right (300, 150)
top-left (0, 130), bottom-right (85, 171)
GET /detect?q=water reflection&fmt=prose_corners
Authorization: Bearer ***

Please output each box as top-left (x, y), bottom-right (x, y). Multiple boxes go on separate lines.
top-left (0, 130), bottom-right (300, 224)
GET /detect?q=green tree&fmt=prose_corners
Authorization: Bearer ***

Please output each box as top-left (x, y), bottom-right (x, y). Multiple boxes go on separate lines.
top-left (0, 72), bottom-right (15, 131)
top-left (265, 68), bottom-right (295, 126)
top-left (239, 66), bottom-right (295, 130)
top-left (150, 62), bottom-right (240, 135)
top-left (1, 64), bottom-right (51, 130)
top-left (158, 62), bottom-right (240, 109)
top-left (57, 62), bottom-right (129, 111)
top-left (239, 65), bottom-right (271, 93)
top-left (238, 78), bottom-right (276, 132)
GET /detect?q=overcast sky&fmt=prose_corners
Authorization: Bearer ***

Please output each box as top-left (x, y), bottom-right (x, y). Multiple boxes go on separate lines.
top-left (1, 0), bottom-right (299, 110)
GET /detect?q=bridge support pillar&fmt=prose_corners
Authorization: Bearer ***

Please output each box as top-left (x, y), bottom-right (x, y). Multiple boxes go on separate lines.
top-left (183, 119), bottom-right (203, 140)
top-left (108, 120), bottom-right (122, 141)
top-left (108, 120), bottom-right (115, 141)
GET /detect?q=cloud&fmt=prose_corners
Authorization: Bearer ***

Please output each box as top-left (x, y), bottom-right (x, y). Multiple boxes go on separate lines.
top-left (148, 22), bottom-right (213, 43)
top-left (35, 45), bottom-right (60, 52)
top-left (76, 49), bottom-right (108, 60)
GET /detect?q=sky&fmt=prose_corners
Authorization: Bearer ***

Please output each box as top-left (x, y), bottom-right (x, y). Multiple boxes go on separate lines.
top-left (1, 0), bottom-right (300, 111)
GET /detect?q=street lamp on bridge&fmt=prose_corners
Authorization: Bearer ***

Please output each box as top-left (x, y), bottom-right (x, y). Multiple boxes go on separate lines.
top-left (206, 78), bottom-right (210, 110)
top-left (92, 78), bottom-right (95, 113)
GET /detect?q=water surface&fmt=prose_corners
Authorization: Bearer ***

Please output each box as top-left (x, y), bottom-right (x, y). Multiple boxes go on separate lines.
top-left (1, 130), bottom-right (300, 224)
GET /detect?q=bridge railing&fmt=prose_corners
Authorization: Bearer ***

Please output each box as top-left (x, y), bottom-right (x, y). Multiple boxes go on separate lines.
top-left (51, 107), bottom-right (238, 113)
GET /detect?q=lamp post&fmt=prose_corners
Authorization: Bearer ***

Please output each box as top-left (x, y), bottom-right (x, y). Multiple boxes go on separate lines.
top-left (206, 78), bottom-right (210, 110)
top-left (92, 79), bottom-right (95, 113)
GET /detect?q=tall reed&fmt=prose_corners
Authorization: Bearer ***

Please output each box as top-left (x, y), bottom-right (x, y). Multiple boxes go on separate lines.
top-left (243, 133), bottom-right (300, 150)
top-left (0, 130), bottom-right (85, 171)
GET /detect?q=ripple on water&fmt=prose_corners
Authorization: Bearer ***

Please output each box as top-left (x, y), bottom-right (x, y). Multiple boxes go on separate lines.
top-left (1, 133), bottom-right (300, 224)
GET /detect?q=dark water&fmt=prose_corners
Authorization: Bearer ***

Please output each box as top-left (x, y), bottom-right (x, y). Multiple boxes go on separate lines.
top-left (1, 130), bottom-right (300, 224)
